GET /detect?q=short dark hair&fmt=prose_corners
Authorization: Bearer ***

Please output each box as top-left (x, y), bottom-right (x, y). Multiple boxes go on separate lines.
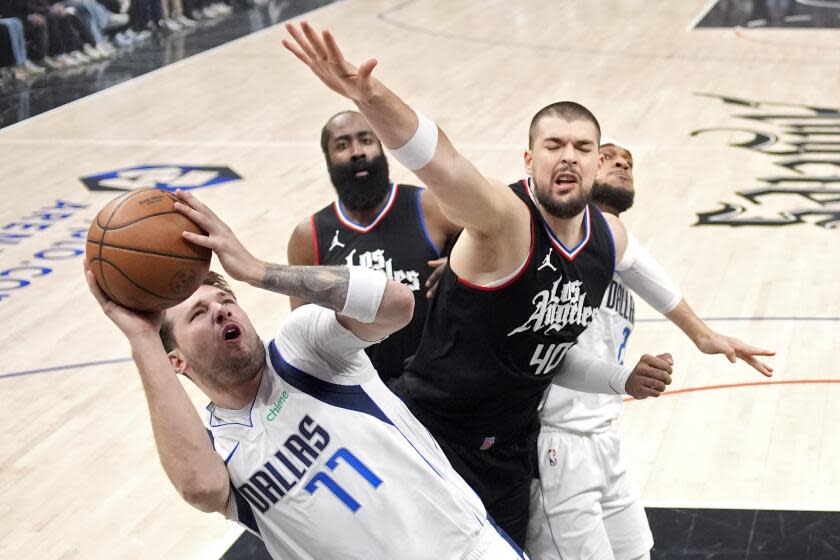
top-left (320, 110), bottom-right (359, 161)
top-left (159, 270), bottom-right (234, 353)
top-left (528, 101), bottom-right (601, 149)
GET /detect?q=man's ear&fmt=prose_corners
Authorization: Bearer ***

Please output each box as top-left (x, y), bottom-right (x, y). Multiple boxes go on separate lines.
top-left (168, 350), bottom-right (188, 376)
top-left (523, 150), bottom-right (533, 175)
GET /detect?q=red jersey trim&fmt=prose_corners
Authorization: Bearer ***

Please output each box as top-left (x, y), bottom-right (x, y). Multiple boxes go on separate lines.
top-left (310, 215), bottom-right (320, 265)
top-left (333, 184), bottom-right (399, 233)
top-left (456, 218), bottom-right (536, 291)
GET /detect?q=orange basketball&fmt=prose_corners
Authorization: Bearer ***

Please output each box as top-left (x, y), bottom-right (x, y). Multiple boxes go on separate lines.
top-left (86, 188), bottom-right (212, 311)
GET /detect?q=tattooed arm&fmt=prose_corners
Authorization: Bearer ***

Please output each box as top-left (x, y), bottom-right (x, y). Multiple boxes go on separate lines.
top-left (259, 264), bottom-right (414, 342)
top-left (173, 190), bottom-right (413, 341)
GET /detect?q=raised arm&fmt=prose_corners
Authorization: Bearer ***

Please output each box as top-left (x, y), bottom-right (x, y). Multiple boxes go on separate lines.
top-left (617, 233), bottom-right (775, 376)
top-left (84, 263), bottom-right (230, 515)
top-left (175, 190), bottom-right (414, 342)
top-left (286, 217), bottom-right (317, 310)
top-left (282, 22), bottom-right (527, 239)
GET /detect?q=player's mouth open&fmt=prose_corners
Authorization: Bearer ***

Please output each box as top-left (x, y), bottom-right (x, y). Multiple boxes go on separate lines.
top-left (222, 324), bottom-right (241, 342)
top-left (554, 173), bottom-right (578, 191)
top-left (354, 170), bottom-right (369, 178)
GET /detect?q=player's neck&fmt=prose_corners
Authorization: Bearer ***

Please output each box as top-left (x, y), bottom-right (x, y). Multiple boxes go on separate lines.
top-left (539, 206), bottom-right (587, 248)
top-left (208, 367), bottom-right (265, 410)
top-left (596, 203), bottom-right (620, 217)
top-left (340, 193), bottom-right (391, 226)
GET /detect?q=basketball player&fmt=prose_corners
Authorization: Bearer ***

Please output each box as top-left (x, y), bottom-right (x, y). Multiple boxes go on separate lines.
top-left (283, 23), bottom-right (676, 544)
top-left (84, 189), bottom-right (526, 560)
top-left (526, 141), bottom-right (775, 560)
top-left (287, 110), bottom-right (460, 383)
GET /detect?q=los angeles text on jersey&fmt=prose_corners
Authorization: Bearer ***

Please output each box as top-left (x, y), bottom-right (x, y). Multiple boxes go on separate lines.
top-left (344, 248), bottom-right (421, 291)
top-left (237, 414), bottom-right (330, 512)
top-left (508, 274), bottom-right (600, 376)
top-left (603, 278), bottom-right (635, 323)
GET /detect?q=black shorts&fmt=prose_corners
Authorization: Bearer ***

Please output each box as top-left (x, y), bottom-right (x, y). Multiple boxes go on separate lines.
top-left (435, 431), bottom-right (536, 547)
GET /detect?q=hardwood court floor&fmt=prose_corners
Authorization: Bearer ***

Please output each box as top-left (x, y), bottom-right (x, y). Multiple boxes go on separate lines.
top-left (0, 1), bottom-right (838, 558)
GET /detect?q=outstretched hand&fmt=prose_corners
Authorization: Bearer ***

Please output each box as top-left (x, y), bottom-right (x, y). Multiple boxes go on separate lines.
top-left (282, 21), bottom-right (379, 103)
top-left (84, 260), bottom-right (163, 339)
top-left (173, 189), bottom-right (262, 284)
top-left (694, 331), bottom-right (775, 377)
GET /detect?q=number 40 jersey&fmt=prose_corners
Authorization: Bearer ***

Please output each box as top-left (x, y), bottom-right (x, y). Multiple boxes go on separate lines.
top-left (205, 305), bottom-right (524, 560)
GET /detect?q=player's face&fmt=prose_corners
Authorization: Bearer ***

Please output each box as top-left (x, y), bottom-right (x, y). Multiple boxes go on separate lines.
top-left (168, 285), bottom-right (265, 389)
top-left (596, 145), bottom-right (634, 190)
top-left (326, 112), bottom-right (383, 166)
top-left (325, 113), bottom-right (391, 211)
top-left (592, 145), bottom-right (635, 215)
top-left (525, 116), bottom-right (602, 219)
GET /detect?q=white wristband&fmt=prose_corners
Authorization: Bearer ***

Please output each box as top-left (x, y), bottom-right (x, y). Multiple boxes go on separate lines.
top-left (389, 111), bottom-right (439, 170)
top-left (340, 266), bottom-right (387, 323)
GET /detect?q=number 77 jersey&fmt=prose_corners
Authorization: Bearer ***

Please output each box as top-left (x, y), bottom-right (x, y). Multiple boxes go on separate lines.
top-left (205, 305), bottom-right (525, 560)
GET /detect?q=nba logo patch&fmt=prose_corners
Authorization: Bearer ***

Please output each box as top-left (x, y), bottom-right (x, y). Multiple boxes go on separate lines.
top-left (548, 448), bottom-right (558, 467)
top-left (480, 437), bottom-right (496, 451)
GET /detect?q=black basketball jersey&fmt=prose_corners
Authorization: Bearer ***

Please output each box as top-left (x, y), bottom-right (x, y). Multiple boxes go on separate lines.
top-left (312, 183), bottom-right (441, 383)
top-left (397, 179), bottom-right (615, 446)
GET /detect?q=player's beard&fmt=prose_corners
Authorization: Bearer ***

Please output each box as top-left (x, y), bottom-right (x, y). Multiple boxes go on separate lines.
top-left (328, 153), bottom-right (392, 212)
top-left (533, 177), bottom-right (591, 219)
top-left (592, 180), bottom-right (635, 214)
top-left (194, 332), bottom-right (266, 391)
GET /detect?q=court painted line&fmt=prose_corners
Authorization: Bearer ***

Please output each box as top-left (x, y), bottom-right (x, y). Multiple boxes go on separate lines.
top-left (623, 378), bottom-right (840, 403)
top-left (2, 315), bottom-right (838, 381)
top-left (0, 357), bottom-right (133, 380)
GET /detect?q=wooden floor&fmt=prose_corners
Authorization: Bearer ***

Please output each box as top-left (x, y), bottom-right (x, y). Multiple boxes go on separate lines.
top-left (1, 1), bottom-right (838, 558)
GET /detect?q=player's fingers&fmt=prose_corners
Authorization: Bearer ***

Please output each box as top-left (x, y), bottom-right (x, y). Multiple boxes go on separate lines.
top-left (357, 58), bottom-right (378, 80)
top-left (737, 343), bottom-right (776, 357)
top-left (641, 353), bottom-right (673, 375)
top-left (281, 38), bottom-right (312, 66)
top-left (182, 231), bottom-right (214, 249)
top-left (300, 21), bottom-right (328, 59)
top-left (633, 386), bottom-right (660, 399)
top-left (744, 356), bottom-right (774, 377)
top-left (173, 201), bottom-right (214, 232)
top-left (84, 269), bottom-right (107, 306)
top-left (656, 352), bottom-right (674, 366)
top-left (638, 363), bottom-right (672, 385)
top-left (639, 375), bottom-right (667, 392)
top-left (321, 29), bottom-right (346, 63)
top-left (285, 22), bottom-right (318, 61)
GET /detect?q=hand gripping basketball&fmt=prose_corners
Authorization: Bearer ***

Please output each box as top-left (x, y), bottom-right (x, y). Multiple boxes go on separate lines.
top-left (282, 21), bottom-right (379, 104)
top-left (173, 190), bottom-right (263, 284)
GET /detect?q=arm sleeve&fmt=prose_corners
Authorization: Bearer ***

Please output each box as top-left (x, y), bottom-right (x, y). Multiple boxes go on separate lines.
top-left (274, 304), bottom-right (379, 384)
top-left (615, 233), bottom-right (682, 314)
top-left (552, 345), bottom-right (633, 396)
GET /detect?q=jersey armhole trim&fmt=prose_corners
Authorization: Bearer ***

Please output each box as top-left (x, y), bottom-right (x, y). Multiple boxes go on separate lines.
top-left (456, 217), bottom-right (535, 292)
top-left (416, 188), bottom-right (442, 258)
top-left (310, 214), bottom-right (320, 265)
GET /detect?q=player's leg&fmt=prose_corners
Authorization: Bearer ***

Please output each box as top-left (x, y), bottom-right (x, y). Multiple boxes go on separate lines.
top-left (525, 430), bottom-right (615, 559)
top-left (598, 430), bottom-right (654, 560)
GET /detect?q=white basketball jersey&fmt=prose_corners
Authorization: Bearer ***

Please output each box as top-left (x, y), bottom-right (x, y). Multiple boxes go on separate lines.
top-left (539, 273), bottom-right (635, 434)
top-left (204, 305), bottom-right (506, 560)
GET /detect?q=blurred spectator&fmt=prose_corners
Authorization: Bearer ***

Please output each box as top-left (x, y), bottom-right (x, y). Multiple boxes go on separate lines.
top-left (0, 15), bottom-right (46, 79)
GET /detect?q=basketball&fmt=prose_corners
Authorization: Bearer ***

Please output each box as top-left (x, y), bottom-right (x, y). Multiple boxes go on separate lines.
top-left (86, 188), bottom-right (212, 311)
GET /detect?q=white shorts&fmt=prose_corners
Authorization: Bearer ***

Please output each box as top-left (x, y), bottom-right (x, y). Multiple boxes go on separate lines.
top-left (525, 429), bottom-right (653, 560)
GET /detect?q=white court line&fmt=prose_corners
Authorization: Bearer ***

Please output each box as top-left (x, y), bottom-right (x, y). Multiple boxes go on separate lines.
top-left (0, 0), bottom-right (347, 137)
top-left (686, 0), bottom-right (721, 31)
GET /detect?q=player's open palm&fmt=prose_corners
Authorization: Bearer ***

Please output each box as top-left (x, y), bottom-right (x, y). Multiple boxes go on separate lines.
top-left (283, 21), bottom-right (378, 103)
top-left (84, 261), bottom-right (163, 338)
top-left (626, 353), bottom-right (673, 399)
top-left (173, 190), bottom-right (261, 283)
